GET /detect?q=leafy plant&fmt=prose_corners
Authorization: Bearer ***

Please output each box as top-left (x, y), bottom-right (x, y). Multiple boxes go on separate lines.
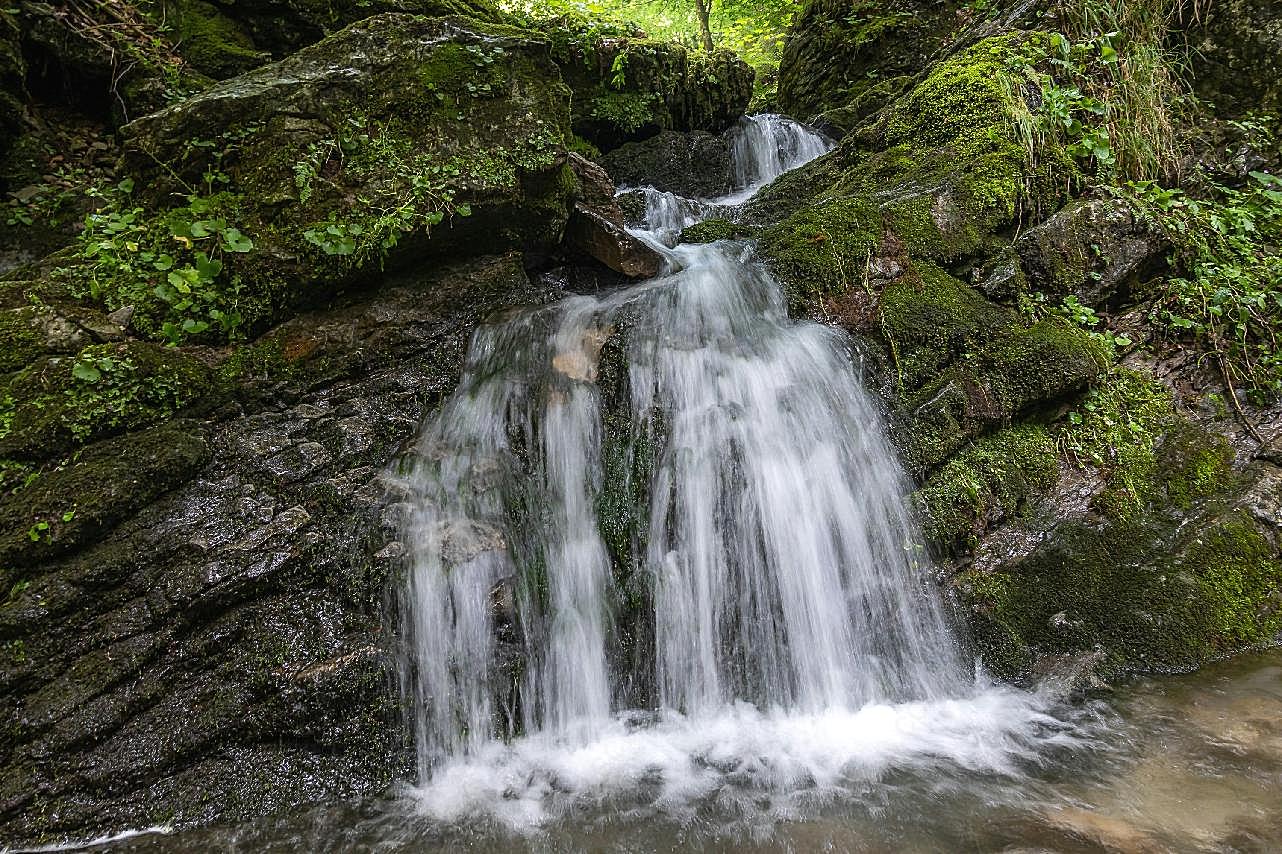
top-left (1126, 170), bottom-right (1282, 404)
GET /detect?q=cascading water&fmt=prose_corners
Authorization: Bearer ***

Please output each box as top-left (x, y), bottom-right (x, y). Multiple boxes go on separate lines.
top-left (395, 114), bottom-right (1080, 830)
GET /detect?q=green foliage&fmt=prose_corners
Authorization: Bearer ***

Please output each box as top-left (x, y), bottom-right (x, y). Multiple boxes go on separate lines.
top-left (67, 177), bottom-right (253, 344)
top-left (503, 0), bottom-right (799, 99)
top-left (1000, 3), bottom-right (1184, 182)
top-left (295, 117), bottom-right (481, 265)
top-left (1122, 170), bottom-right (1282, 402)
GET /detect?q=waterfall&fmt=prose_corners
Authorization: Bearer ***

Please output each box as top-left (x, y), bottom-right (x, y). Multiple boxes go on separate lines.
top-left (394, 114), bottom-right (1068, 829)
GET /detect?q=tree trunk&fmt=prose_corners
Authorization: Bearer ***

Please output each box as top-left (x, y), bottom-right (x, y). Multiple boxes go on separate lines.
top-left (694, 0), bottom-right (714, 52)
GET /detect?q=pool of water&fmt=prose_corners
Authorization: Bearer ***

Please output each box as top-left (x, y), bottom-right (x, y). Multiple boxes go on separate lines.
top-left (69, 648), bottom-right (1282, 853)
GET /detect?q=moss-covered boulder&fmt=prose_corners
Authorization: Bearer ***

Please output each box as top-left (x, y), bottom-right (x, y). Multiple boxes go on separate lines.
top-left (756, 33), bottom-right (1078, 307)
top-left (777, 0), bottom-right (966, 123)
top-left (0, 341), bottom-right (216, 463)
top-left (548, 21), bottom-right (753, 151)
top-left (977, 197), bottom-right (1168, 306)
top-left (88, 13), bottom-right (575, 341)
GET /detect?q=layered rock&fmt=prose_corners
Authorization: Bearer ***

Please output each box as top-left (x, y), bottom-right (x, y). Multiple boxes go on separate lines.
top-left (0, 254), bottom-right (563, 843)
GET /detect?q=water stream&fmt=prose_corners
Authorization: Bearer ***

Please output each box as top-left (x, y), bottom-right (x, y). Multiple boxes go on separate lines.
top-left (390, 115), bottom-right (1083, 828)
top-left (49, 113), bottom-right (1282, 854)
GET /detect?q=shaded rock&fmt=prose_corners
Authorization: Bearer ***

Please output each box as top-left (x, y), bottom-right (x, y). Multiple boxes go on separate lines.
top-left (219, 0), bottom-right (504, 57)
top-left (154, 0), bottom-right (267, 79)
top-left (600, 129), bottom-right (735, 197)
top-left (565, 209), bottom-right (662, 278)
top-left (564, 153), bottom-right (663, 278)
top-left (0, 420), bottom-right (211, 567)
top-left (777, 0), bottom-right (966, 122)
top-left (0, 9), bottom-right (24, 152)
top-left (980, 197), bottom-right (1168, 308)
top-left (1181, 0), bottom-right (1282, 119)
top-left (15, 0), bottom-right (210, 122)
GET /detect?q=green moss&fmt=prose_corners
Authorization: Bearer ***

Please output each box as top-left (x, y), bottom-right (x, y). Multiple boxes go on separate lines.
top-left (0, 342), bottom-right (215, 463)
top-left (914, 424), bottom-right (1058, 550)
top-left (155, 0), bottom-right (264, 79)
top-left (759, 197), bottom-right (883, 305)
top-left (679, 218), bottom-right (759, 244)
top-left (877, 263), bottom-right (1105, 473)
top-left (760, 33), bottom-right (1077, 305)
top-left (959, 507), bottom-right (1282, 679)
top-left (0, 308), bottom-right (49, 374)
top-left (1193, 520), bottom-right (1282, 644)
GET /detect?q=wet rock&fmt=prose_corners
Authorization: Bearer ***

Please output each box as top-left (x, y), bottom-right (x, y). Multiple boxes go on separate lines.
top-left (564, 153), bottom-right (663, 278)
top-left (600, 129), bottom-right (735, 198)
top-left (0, 254), bottom-right (565, 846)
top-left (565, 209), bottom-right (663, 278)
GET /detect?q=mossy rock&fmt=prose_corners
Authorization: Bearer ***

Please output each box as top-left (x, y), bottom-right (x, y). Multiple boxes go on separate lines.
top-left (0, 341), bottom-right (216, 463)
top-left (757, 33), bottom-right (1078, 309)
top-left (82, 14), bottom-right (577, 341)
top-left (959, 503), bottom-right (1282, 678)
top-left (878, 262), bottom-right (1107, 473)
top-left (938, 366), bottom-right (1279, 679)
top-left (777, 0), bottom-right (967, 121)
top-left (219, 0), bottom-right (505, 57)
top-left (913, 424), bottom-right (1059, 552)
top-left (679, 218), bottom-right (759, 244)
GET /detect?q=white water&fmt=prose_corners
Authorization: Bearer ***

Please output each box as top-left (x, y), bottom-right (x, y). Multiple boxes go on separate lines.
top-left (395, 114), bottom-right (1085, 832)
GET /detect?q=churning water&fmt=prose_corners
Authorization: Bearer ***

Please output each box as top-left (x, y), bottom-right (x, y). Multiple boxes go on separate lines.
top-left (392, 114), bottom-right (1087, 833)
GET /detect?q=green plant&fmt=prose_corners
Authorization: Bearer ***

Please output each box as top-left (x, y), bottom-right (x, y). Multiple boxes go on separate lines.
top-left (70, 178), bottom-right (254, 344)
top-left (1123, 171), bottom-right (1282, 405)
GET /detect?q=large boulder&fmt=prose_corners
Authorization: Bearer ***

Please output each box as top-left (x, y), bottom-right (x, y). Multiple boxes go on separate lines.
top-left (777, 0), bottom-right (967, 123)
top-left (545, 17), bottom-right (754, 151)
top-left (975, 197), bottom-right (1169, 306)
top-left (64, 13), bottom-right (577, 342)
top-left (600, 129), bottom-right (736, 198)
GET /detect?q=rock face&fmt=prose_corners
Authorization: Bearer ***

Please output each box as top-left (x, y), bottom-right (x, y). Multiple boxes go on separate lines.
top-left (977, 198), bottom-right (1169, 306)
top-left (105, 13), bottom-right (575, 339)
top-left (0, 254), bottom-right (562, 843)
top-left (777, 0), bottom-right (966, 123)
top-left (600, 129), bottom-right (736, 198)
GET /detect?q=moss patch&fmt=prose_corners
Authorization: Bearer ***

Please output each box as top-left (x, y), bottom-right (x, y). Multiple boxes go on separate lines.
top-left (0, 342), bottom-right (215, 463)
